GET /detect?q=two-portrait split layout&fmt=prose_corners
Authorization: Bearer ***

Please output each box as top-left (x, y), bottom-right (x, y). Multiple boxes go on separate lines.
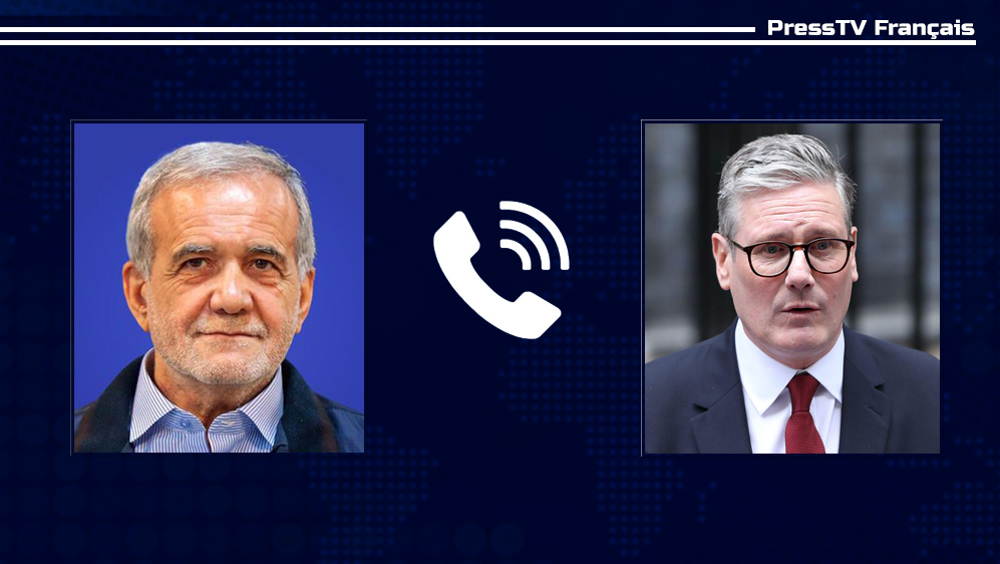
top-left (70, 120), bottom-right (940, 454)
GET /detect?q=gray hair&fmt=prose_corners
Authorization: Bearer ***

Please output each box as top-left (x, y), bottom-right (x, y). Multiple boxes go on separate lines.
top-left (126, 141), bottom-right (316, 278)
top-left (717, 134), bottom-right (856, 240)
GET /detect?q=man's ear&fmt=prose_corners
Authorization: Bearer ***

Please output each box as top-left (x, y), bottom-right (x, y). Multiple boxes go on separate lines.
top-left (295, 269), bottom-right (316, 333)
top-left (850, 226), bottom-right (859, 282)
top-left (711, 233), bottom-right (733, 291)
top-left (123, 261), bottom-right (151, 332)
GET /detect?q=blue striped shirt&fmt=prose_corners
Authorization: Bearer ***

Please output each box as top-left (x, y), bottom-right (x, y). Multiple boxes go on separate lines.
top-left (129, 350), bottom-right (284, 453)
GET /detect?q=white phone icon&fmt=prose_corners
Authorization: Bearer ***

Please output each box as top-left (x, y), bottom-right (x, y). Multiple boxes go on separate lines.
top-left (433, 211), bottom-right (561, 339)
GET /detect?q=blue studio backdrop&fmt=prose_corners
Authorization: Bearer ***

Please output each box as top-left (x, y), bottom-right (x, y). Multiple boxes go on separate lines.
top-left (0, 1), bottom-right (990, 563)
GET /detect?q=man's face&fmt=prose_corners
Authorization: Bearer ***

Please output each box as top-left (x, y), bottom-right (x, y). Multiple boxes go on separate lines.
top-left (711, 182), bottom-right (858, 368)
top-left (125, 173), bottom-right (314, 386)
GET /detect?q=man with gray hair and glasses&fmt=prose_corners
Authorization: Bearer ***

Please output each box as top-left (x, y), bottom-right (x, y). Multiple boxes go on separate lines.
top-left (645, 134), bottom-right (938, 454)
top-left (75, 142), bottom-right (364, 453)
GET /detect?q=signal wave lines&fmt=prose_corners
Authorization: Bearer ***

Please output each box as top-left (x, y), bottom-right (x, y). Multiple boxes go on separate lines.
top-left (499, 201), bottom-right (570, 271)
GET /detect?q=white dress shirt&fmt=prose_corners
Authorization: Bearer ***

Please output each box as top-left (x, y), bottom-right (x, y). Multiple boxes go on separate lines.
top-left (735, 319), bottom-right (843, 454)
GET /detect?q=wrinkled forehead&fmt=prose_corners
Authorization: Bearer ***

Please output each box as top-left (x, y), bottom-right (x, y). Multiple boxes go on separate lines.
top-left (154, 171), bottom-right (295, 210)
top-left (733, 182), bottom-right (850, 238)
top-left (148, 172), bottom-right (299, 244)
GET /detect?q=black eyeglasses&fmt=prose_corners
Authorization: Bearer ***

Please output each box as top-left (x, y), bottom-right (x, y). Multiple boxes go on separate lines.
top-left (729, 238), bottom-right (856, 277)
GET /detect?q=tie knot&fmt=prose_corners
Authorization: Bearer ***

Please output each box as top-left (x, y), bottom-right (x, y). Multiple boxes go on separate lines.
top-left (788, 371), bottom-right (820, 413)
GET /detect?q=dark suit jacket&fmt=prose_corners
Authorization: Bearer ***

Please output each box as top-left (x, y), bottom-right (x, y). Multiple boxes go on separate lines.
top-left (74, 356), bottom-right (364, 453)
top-left (644, 321), bottom-right (939, 454)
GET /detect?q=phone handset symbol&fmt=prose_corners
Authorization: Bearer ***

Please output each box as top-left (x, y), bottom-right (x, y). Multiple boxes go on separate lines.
top-left (433, 202), bottom-right (569, 339)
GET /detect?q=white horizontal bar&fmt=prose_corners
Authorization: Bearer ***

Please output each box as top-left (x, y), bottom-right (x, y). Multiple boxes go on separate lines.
top-left (641, 119), bottom-right (944, 122)
top-left (0, 26), bottom-right (755, 33)
top-left (0, 39), bottom-right (976, 46)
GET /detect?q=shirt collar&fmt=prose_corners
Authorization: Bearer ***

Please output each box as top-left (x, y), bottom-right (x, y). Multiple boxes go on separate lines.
top-left (129, 349), bottom-right (285, 447)
top-left (735, 319), bottom-right (845, 416)
top-left (238, 364), bottom-right (284, 447)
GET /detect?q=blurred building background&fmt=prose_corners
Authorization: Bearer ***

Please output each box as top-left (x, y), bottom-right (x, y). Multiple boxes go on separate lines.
top-left (644, 123), bottom-right (940, 362)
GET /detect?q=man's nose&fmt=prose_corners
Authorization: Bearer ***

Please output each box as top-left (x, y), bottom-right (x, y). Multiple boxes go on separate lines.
top-left (784, 247), bottom-right (815, 289)
top-left (209, 264), bottom-right (253, 314)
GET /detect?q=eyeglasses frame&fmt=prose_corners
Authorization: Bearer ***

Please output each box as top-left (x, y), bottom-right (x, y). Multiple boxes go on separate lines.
top-left (728, 237), bottom-right (857, 278)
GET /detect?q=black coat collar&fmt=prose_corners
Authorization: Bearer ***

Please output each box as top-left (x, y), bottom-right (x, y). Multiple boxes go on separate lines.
top-left (74, 356), bottom-right (338, 453)
top-left (688, 321), bottom-right (890, 454)
top-left (688, 322), bottom-right (752, 453)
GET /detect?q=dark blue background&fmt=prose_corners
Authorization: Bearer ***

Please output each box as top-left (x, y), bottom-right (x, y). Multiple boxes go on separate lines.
top-left (73, 122), bottom-right (366, 412)
top-left (0, 1), bottom-right (991, 563)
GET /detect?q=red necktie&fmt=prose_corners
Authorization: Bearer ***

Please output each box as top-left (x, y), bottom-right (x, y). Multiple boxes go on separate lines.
top-left (785, 371), bottom-right (825, 454)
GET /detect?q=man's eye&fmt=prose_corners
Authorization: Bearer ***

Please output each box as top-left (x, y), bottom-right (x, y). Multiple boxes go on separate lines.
top-left (252, 259), bottom-right (274, 270)
top-left (763, 245), bottom-right (782, 254)
top-left (183, 258), bottom-right (207, 269)
top-left (814, 241), bottom-right (831, 251)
